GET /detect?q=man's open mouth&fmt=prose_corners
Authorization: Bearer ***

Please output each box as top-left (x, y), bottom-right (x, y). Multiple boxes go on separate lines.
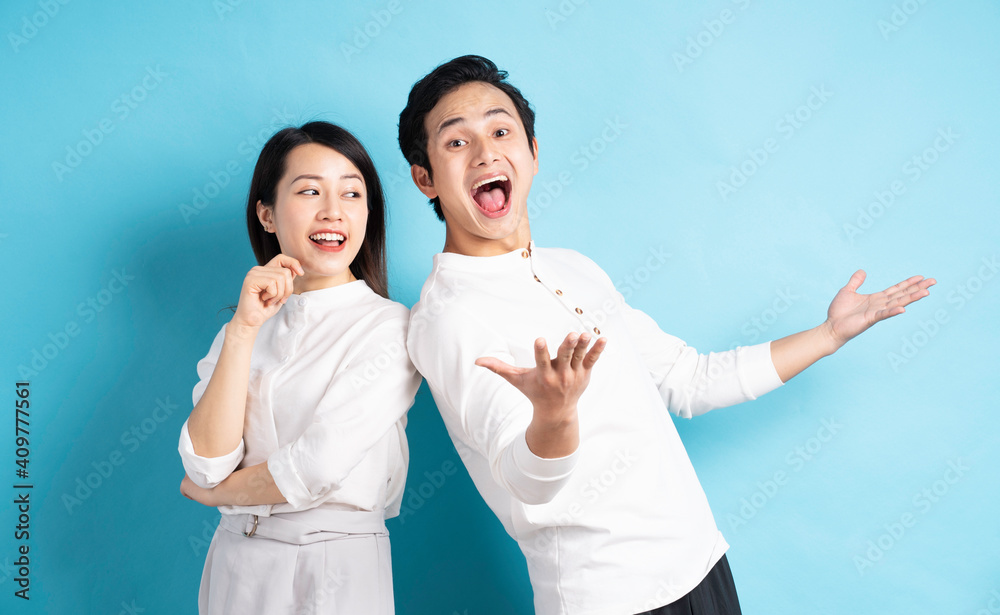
top-left (470, 174), bottom-right (512, 215)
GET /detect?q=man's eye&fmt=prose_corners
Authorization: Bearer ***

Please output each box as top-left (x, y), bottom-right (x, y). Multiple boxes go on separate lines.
top-left (495, 129), bottom-right (508, 137)
top-left (448, 139), bottom-right (466, 147)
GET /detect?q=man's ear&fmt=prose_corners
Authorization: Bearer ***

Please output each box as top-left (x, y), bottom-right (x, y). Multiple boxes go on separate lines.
top-left (531, 137), bottom-right (539, 176)
top-left (411, 165), bottom-right (438, 200)
top-left (256, 200), bottom-right (275, 232)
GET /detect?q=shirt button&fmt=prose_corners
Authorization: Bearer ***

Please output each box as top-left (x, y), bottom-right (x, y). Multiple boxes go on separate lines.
top-left (575, 307), bottom-right (583, 314)
top-left (555, 289), bottom-right (563, 296)
top-left (298, 298), bottom-right (307, 307)
top-left (521, 250), bottom-right (529, 258)
top-left (593, 327), bottom-right (601, 335)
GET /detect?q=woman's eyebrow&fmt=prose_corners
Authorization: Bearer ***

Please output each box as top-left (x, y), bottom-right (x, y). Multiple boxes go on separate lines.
top-left (291, 174), bottom-right (324, 183)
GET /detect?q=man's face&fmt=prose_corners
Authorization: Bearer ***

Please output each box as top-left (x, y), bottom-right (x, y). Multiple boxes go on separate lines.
top-left (412, 81), bottom-right (538, 256)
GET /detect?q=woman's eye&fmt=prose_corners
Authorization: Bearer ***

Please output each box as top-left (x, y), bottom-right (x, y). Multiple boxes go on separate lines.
top-left (448, 139), bottom-right (466, 147)
top-left (495, 129), bottom-right (508, 137)
top-left (300, 189), bottom-right (319, 195)
top-left (345, 191), bottom-right (362, 198)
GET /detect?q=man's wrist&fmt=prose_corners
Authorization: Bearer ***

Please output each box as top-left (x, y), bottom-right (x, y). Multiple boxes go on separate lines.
top-left (818, 320), bottom-right (845, 356)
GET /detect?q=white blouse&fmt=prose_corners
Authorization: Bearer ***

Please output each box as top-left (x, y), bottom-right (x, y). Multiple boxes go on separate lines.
top-left (407, 243), bottom-right (784, 615)
top-left (179, 279), bottom-right (421, 519)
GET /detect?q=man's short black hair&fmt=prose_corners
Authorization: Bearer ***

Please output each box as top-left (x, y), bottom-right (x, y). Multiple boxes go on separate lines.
top-left (398, 55), bottom-right (537, 221)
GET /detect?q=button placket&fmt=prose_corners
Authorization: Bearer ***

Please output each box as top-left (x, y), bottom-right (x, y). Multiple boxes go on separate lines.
top-left (528, 257), bottom-right (599, 335)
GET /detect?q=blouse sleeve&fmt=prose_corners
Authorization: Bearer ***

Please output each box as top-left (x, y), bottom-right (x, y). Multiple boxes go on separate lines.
top-left (266, 308), bottom-right (421, 510)
top-left (177, 324), bottom-right (246, 488)
top-left (407, 299), bottom-right (577, 506)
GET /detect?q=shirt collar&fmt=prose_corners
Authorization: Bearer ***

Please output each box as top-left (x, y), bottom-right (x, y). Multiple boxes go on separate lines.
top-left (433, 240), bottom-right (536, 274)
top-left (286, 279), bottom-right (373, 309)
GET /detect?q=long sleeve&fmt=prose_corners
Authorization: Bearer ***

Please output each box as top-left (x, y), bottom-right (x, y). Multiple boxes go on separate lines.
top-left (178, 324), bottom-right (246, 488)
top-left (408, 299), bottom-right (577, 506)
top-left (267, 313), bottom-right (420, 510)
top-left (621, 301), bottom-right (783, 418)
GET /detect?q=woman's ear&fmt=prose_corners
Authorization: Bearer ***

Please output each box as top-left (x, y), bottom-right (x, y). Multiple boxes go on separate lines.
top-left (256, 200), bottom-right (275, 233)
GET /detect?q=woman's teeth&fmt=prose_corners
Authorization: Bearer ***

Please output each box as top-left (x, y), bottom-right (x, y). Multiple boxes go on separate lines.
top-left (309, 232), bottom-right (345, 242)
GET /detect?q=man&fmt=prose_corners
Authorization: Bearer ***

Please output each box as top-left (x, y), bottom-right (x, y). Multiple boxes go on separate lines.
top-left (398, 55), bottom-right (933, 615)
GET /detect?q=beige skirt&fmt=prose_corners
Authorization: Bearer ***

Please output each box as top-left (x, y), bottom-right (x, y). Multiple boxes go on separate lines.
top-left (198, 508), bottom-right (393, 614)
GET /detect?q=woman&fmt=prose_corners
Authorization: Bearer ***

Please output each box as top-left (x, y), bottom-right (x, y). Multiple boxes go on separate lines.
top-left (178, 121), bottom-right (420, 614)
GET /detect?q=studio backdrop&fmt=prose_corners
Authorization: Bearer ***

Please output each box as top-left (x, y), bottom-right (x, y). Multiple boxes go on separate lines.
top-left (2, 1), bottom-right (998, 613)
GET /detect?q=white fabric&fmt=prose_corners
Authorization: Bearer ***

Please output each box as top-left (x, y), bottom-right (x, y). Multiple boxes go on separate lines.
top-left (179, 279), bottom-right (420, 614)
top-left (407, 243), bottom-right (784, 615)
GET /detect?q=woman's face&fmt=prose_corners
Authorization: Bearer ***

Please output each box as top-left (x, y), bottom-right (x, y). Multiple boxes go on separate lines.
top-left (258, 143), bottom-right (369, 293)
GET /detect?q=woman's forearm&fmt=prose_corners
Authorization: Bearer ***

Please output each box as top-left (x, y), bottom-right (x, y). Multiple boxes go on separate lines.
top-left (215, 462), bottom-right (287, 506)
top-left (186, 321), bottom-right (259, 457)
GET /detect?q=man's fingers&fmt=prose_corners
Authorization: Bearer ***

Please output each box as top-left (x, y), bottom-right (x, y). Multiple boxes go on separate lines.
top-left (845, 269), bottom-right (867, 292)
top-left (475, 357), bottom-right (527, 385)
top-left (534, 337), bottom-right (552, 370)
top-left (883, 275), bottom-right (924, 296)
top-left (581, 337), bottom-right (608, 370)
top-left (555, 333), bottom-right (579, 367)
top-left (570, 333), bottom-right (592, 368)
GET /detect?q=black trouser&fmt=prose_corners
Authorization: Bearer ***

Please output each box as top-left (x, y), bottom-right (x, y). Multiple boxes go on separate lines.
top-left (637, 555), bottom-right (742, 615)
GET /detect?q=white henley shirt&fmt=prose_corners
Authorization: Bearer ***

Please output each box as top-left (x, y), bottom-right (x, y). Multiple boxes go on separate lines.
top-left (407, 243), bottom-right (784, 615)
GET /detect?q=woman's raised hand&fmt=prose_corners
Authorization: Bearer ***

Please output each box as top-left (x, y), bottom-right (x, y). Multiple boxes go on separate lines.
top-left (232, 254), bottom-right (305, 329)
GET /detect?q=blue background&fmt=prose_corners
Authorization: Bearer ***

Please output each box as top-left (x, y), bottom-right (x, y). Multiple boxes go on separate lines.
top-left (2, 0), bottom-right (998, 613)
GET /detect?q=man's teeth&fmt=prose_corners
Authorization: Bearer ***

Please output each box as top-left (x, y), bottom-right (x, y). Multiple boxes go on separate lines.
top-left (309, 232), bottom-right (345, 241)
top-left (471, 175), bottom-right (509, 190)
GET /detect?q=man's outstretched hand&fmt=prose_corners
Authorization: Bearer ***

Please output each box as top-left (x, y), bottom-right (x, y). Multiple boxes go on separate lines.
top-left (476, 333), bottom-right (607, 458)
top-left (824, 270), bottom-right (936, 349)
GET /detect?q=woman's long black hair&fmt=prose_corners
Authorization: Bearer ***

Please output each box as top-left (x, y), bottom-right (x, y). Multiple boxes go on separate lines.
top-left (245, 121), bottom-right (389, 298)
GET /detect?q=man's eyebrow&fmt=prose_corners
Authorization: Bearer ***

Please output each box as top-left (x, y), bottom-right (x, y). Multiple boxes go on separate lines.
top-left (436, 107), bottom-right (515, 135)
